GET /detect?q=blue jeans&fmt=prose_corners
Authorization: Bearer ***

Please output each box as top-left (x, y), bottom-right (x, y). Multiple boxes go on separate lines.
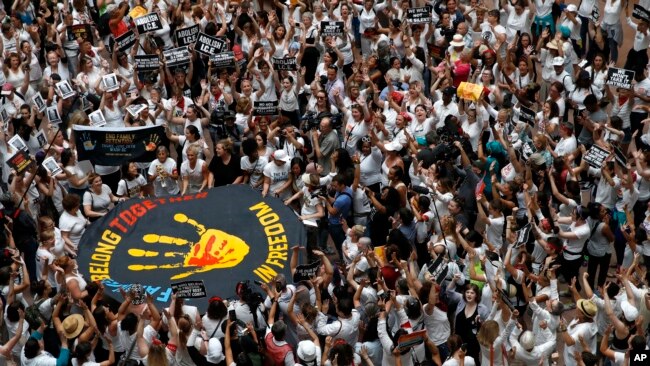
top-left (328, 223), bottom-right (346, 260)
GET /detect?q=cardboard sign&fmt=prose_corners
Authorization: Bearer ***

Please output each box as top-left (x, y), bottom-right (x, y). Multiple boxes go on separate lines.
top-left (514, 223), bottom-right (532, 249)
top-left (253, 101), bottom-right (278, 116)
top-left (70, 24), bottom-right (93, 43)
top-left (163, 46), bottom-right (191, 68)
top-left (175, 24), bottom-right (200, 47)
top-left (116, 30), bottom-right (137, 52)
top-left (606, 67), bottom-right (635, 89)
top-left (406, 7), bottom-right (432, 24)
top-left (46, 106), bottom-right (61, 124)
top-left (171, 280), bottom-right (207, 298)
top-left (209, 52), bottom-right (235, 69)
top-left (135, 55), bottom-right (160, 71)
top-left (42, 156), bottom-right (62, 176)
top-left (583, 145), bottom-right (610, 168)
top-left (293, 260), bottom-right (321, 282)
top-left (89, 110), bottom-right (107, 127)
top-left (81, 96), bottom-right (93, 111)
top-left (427, 250), bottom-right (445, 277)
top-left (194, 32), bottom-right (227, 56)
top-left (32, 93), bottom-right (46, 112)
top-left (102, 73), bottom-right (120, 92)
top-left (56, 80), bottom-right (75, 99)
top-left (397, 330), bottom-right (427, 350)
top-left (273, 57), bottom-right (298, 71)
top-left (633, 4), bottom-right (650, 23)
top-left (320, 21), bottom-right (344, 37)
top-left (8, 135), bottom-right (27, 152)
top-left (7, 150), bottom-right (33, 174)
top-left (519, 106), bottom-right (536, 126)
top-left (35, 130), bottom-right (47, 148)
top-left (0, 108), bottom-right (8, 128)
top-left (135, 13), bottom-right (163, 33)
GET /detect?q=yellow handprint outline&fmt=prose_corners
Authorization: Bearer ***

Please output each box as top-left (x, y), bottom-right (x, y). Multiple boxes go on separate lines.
top-left (127, 213), bottom-right (250, 280)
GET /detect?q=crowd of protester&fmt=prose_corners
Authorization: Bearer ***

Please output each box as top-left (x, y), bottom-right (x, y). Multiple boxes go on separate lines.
top-left (3, 0), bottom-right (650, 365)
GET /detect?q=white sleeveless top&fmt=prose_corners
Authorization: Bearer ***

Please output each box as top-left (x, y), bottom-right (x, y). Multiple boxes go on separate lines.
top-left (181, 159), bottom-right (206, 194)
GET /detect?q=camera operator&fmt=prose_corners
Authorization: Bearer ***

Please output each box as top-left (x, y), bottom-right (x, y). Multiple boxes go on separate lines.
top-left (319, 174), bottom-right (353, 261)
top-left (311, 117), bottom-right (340, 175)
top-left (269, 125), bottom-right (304, 160)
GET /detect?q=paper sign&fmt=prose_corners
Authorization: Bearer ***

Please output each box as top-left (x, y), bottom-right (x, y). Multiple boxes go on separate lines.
top-left (253, 101), bottom-right (278, 116)
top-left (633, 4), bottom-right (650, 22)
top-left (606, 67), bottom-right (635, 89)
top-left (70, 24), bottom-right (93, 43)
top-left (135, 12), bottom-right (163, 34)
top-left (46, 106), bottom-right (61, 124)
top-left (320, 21), bottom-right (344, 37)
top-left (293, 260), bottom-right (321, 282)
top-left (163, 46), bottom-right (191, 68)
top-left (171, 280), bottom-right (207, 298)
top-left (7, 150), bottom-right (33, 174)
top-left (32, 93), bottom-right (46, 112)
top-left (397, 330), bottom-right (427, 349)
top-left (457, 82), bottom-right (483, 102)
top-left (8, 135), bottom-right (27, 152)
top-left (126, 104), bottom-right (147, 117)
top-left (35, 130), bottom-right (47, 148)
top-left (42, 156), bottom-right (62, 176)
top-left (407, 7), bottom-right (432, 24)
top-left (514, 223), bottom-right (532, 249)
top-left (102, 73), bottom-right (119, 92)
top-left (89, 110), bottom-right (107, 127)
top-left (55, 80), bottom-right (75, 99)
top-left (209, 52), bottom-right (235, 69)
top-left (116, 30), bottom-right (137, 52)
top-left (135, 55), bottom-right (160, 71)
top-left (194, 32), bottom-right (228, 56)
top-left (273, 57), bottom-right (298, 71)
top-left (583, 145), bottom-right (610, 168)
top-left (175, 24), bottom-right (200, 47)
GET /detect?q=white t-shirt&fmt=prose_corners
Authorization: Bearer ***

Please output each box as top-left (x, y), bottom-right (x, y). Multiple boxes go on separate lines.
top-left (58, 210), bottom-right (87, 249)
top-left (263, 162), bottom-right (291, 199)
top-left (116, 175), bottom-right (148, 198)
top-left (82, 185), bottom-right (113, 214)
top-left (148, 158), bottom-right (180, 196)
top-left (563, 222), bottom-right (591, 261)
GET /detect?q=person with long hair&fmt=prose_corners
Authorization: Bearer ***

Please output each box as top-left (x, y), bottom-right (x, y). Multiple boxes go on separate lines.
top-left (83, 173), bottom-right (125, 221)
top-left (116, 162), bottom-right (148, 199)
top-left (446, 279), bottom-right (489, 362)
top-left (208, 138), bottom-right (243, 188)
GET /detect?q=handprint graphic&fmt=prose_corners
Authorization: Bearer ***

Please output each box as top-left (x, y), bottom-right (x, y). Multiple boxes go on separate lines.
top-left (143, 134), bottom-right (161, 151)
top-left (127, 213), bottom-right (250, 280)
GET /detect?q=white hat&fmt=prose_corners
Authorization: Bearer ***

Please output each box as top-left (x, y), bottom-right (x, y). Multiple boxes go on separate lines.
top-left (450, 34), bottom-right (465, 47)
top-left (566, 4), bottom-right (578, 12)
top-left (552, 56), bottom-right (565, 66)
top-left (621, 300), bottom-right (639, 322)
top-left (384, 140), bottom-right (402, 152)
top-left (206, 339), bottom-right (225, 364)
top-left (273, 150), bottom-right (291, 163)
top-left (297, 340), bottom-right (318, 362)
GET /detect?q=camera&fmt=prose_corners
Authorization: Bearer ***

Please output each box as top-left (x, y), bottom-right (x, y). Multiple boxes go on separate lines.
top-left (301, 111), bottom-right (320, 132)
top-left (310, 185), bottom-right (327, 198)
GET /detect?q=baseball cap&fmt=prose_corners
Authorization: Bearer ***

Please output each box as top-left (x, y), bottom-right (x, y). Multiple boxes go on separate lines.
top-left (552, 56), bottom-right (565, 66)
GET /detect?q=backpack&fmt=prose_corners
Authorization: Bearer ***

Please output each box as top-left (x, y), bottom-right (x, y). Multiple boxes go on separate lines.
top-left (25, 298), bottom-right (48, 330)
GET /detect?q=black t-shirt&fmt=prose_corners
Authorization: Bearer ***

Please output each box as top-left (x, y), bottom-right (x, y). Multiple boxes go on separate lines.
top-left (208, 153), bottom-right (243, 187)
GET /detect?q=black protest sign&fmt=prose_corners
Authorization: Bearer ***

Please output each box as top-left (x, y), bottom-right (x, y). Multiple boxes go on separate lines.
top-left (519, 106), bottom-right (535, 126)
top-left (407, 7), bottom-right (432, 24)
top-left (135, 13), bottom-right (163, 34)
top-left (606, 67), bottom-right (635, 89)
top-left (320, 21), bottom-right (344, 37)
top-left (7, 150), bottom-right (33, 174)
top-left (116, 30), bottom-right (137, 52)
top-left (70, 24), bottom-right (93, 43)
top-left (171, 280), bottom-right (207, 298)
top-left (514, 223), bottom-right (531, 249)
top-left (77, 186), bottom-right (304, 308)
top-left (273, 57), bottom-right (298, 71)
top-left (427, 251), bottom-right (448, 283)
top-left (135, 55), bottom-right (161, 71)
top-left (195, 32), bottom-right (228, 56)
top-left (73, 125), bottom-right (168, 165)
top-left (175, 25), bottom-right (200, 47)
top-left (634, 4), bottom-right (650, 23)
top-left (614, 145), bottom-right (627, 166)
top-left (253, 101), bottom-right (278, 116)
top-left (210, 52), bottom-right (235, 69)
top-left (583, 145), bottom-right (610, 168)
top-left (164, 47), bottom-right (191, 68)
top-left (293, 260), bottom-right (321, 282)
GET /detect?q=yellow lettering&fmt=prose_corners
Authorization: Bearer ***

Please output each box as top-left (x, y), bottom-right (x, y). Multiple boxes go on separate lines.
top-left (90, 266), bottom-right (109, 274)
top-left (249, 202), bottom-right (272, 217)
top-left (264, 223), bottom-right (284, 236)
top-left (91, 275), bottom-right (109, 281)
top-left (267, 235), bottom-right (287, 246)
top-left (101, 230), bottom-right (121, 245)
top-left (259, 213), bottom-right (279, 226)
top-left (269, 243), bottom-right (287, 252)
top-left (266, 258), bottom-right (284, 268)
top-left (91, 253), bottom-right (111, 262)
top-left (253, 264), bottom-right (277, 282)
top-left (95, 242), bottom-right (117, 255)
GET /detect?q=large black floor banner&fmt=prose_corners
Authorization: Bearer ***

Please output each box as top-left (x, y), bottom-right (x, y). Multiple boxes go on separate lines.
top-left (73, 125), bottom-right (167, 165)
top-left (77, 186), bottom-right (305, 307)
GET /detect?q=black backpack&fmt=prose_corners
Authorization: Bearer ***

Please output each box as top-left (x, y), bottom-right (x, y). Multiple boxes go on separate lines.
top-left (97, 12), bottom-right (112, 38)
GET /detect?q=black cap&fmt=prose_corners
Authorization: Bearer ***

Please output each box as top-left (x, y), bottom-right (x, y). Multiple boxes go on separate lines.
top-left (442, 86), bottom-right (456, 96)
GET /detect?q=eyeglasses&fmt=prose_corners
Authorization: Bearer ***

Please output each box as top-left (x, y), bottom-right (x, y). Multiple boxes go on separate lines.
top-left (362, 136), bottom-right (371, 143)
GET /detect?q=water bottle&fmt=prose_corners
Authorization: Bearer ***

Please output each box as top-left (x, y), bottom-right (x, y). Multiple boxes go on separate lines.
top-left (582, 254), bottom-right (589, 267)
